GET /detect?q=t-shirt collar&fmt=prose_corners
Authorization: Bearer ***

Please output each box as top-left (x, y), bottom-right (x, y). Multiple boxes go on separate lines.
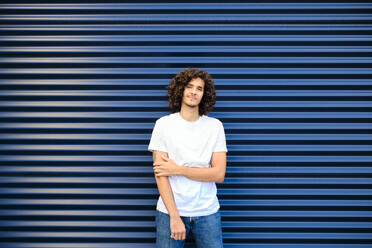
top-left (177, 112), bottom-right (202, 125)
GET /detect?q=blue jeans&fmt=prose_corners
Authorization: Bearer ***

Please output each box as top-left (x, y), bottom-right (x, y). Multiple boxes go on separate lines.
top-left (156, 210), bottom-right (223, 248)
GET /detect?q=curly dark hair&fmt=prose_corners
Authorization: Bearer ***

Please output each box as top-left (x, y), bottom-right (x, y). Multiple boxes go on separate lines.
top-left (166, 68), bottom-right (216, 116)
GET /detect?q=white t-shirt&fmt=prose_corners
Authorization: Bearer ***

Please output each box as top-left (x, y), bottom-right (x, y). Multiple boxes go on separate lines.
top-left (148, 112), bottom-right (228, 217)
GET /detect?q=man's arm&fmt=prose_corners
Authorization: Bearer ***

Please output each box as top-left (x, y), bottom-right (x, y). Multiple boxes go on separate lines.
top-left (153, 151), bottom-right (226, 183)
top-left (152, 150), bottom-right (186, 241)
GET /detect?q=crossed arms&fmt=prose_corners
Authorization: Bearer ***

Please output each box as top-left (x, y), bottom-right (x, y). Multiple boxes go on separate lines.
top-left (153, 151), bottom-right (226, 183)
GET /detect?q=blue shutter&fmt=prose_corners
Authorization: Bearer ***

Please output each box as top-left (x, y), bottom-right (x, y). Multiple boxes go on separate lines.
top-left (0, 2), bottom-right (371, 248)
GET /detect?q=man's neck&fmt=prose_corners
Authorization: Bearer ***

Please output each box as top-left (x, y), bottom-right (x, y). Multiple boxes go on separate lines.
top-left (180, 105), bottom-right (199, 122)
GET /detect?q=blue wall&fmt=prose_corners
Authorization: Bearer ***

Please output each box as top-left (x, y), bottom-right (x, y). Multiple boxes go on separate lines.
top-left (0, 2), bottom-right (372, 247)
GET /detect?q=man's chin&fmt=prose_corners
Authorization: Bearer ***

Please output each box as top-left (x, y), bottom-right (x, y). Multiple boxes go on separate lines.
top-left (185, 103), bottom-right (199, 108)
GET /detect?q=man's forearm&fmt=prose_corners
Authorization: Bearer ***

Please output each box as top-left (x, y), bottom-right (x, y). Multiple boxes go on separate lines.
top-left (177, 166), bottom-right (225, 183)
top-left (154, 175), bottom-right (180, 217)
top-left (153, 151), bottom-right (180, 217)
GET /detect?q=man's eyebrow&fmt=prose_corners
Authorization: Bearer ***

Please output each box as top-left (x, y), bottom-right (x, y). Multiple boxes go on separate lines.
top-left (187, 82), bottom-right (203, 87)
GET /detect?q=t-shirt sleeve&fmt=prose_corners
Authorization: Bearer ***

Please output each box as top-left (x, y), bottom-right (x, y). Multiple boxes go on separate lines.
top-left (148, 119), bottom-right (167, 153)
top-left (213, 121), bottom-right (228, 153)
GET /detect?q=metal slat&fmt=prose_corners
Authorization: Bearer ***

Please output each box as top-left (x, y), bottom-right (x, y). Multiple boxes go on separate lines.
top-left (1, 177), bottom-right (372, 185)
top-left (1, 79), bottom-right (371, 86)
top-left (1, 166), bottom-right (372, 174)
top-left (1, 14), bottom-right (371, 22)
top-left (0, 245), bottom-right (371, 248)
top-left (2, 46), bottom-right (372, 54)
top-left (2, 68), bottom-right (372, 76)
top-left (0, 144), bottom-right (371, 151)
top-left (4, 56), bottom-right (372, 64)
top-left (1, 3), bottom-right (372, 10)
top-left (2, 220), bottom-right (372, 228)
top-left (2, 35), bottom-right (372, 41)
top-left (1, 188), bottom-right (372, 196)
top-left (1, 199), bottom-right (372, 207)
top-left (0, 123), bottom-right (371, 130)
top-left (2, 90), bottom-right (372, 96)
top-left (2, 24), bottom-right (372, 30)
top-left (2, 101), bottom-right (372, 108)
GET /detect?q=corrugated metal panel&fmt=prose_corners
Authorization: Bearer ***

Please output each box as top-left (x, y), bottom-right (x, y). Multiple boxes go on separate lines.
top-left (0, 2), bottom-right (371, 248)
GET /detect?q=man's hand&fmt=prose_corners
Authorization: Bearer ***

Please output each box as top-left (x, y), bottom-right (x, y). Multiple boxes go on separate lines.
top-left (170, 216), bottom-right (186, 240)
top-left (153, 155), bottom-right (180, 177)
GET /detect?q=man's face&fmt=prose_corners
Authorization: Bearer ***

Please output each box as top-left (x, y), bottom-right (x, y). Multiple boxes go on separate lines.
top-left (182, 77), bottom-right (205, 108)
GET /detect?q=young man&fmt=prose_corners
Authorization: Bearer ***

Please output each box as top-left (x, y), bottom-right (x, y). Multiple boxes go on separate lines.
top-left (148, 68), bottom-right (227, 247)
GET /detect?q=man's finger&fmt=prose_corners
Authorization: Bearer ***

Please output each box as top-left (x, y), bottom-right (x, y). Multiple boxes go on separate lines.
top-left (175, 233), bottom-right (181, 240)
top-left (153, 169), bottom-right (165, 176)
top-left (171, 233), bottom-right (179, 240)
top-left (161, 155), bottom-right (169, 161)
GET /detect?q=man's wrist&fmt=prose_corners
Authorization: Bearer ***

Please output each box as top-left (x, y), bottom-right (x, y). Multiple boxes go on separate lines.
top-left (176, 164), bottom-right (184, 176)
top-left (169, 213), bottom-right (180, 218)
